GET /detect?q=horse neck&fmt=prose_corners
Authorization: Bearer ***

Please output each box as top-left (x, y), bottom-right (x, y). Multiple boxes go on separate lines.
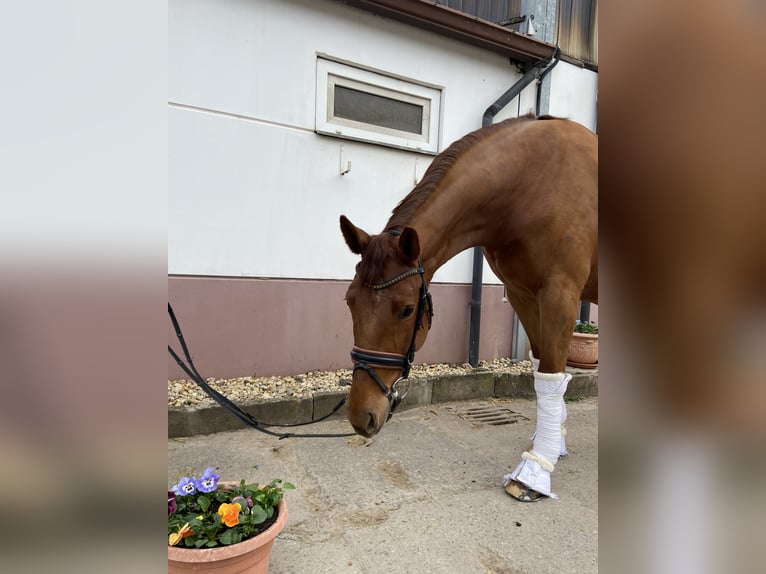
top-left (387, 120), bottom-right (545, 277)
top-left (394, 178), bottom-right (500, 280)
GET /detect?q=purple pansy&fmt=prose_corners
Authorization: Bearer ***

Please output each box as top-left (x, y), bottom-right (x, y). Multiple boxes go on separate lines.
top-left (168, 491), bottom-right (177, 515)
top-left (172, 476), bottom-right (197, 496)
top-left (232, 495), bottom-right (253, 511)
top-left (195, 466), bottom-right (220, 493)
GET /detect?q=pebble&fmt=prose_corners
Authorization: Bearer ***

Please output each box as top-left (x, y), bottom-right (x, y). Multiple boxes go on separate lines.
top-left (168, 359), bottom-right (532, 408)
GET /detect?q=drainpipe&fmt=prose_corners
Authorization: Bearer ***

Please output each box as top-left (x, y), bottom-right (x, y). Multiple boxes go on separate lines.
top-left (579, 302), bottom-right (591, 323)
top-left (468, 47), bottom-right (561, 367)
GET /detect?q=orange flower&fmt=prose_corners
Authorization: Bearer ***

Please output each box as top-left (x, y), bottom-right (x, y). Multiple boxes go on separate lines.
top-left (168, 523), bottom-right (194, 546)
top-left (217, 502), bottom-right (242, 527)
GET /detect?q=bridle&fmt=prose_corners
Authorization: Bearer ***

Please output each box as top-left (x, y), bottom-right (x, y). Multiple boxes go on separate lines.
top-left (349, 229), bottom-right (434, 421)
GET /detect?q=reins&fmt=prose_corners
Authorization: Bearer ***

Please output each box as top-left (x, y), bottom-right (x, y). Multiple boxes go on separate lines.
top-left (168, 303), bottom-right (354, 439)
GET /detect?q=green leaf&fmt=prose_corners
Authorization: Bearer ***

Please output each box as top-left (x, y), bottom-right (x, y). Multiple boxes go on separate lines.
top-left (194, 539), bottom-right (207, 548)
top-left (197, 495), bottom-right (210, 512)
top-left (251, 505), bottom-right (268, 524)
top-left (168, 517), bottom-right (184, 533)
top-left (219, 528), bottom-right (237, 545)
top-left (215, 489), bottom-right (230, 502)
top-left (206, 540), bottom-right (218, 547)
top-left (283, 482), bottom-right (295, 490)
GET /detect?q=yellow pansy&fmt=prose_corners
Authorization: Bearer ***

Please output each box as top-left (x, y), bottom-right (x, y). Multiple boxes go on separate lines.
top-left (168, 523), bottom-right (194, 546)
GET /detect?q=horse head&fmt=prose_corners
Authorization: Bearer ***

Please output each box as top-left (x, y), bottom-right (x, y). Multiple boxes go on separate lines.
top-left (340, 215), bottom-right (433, 437)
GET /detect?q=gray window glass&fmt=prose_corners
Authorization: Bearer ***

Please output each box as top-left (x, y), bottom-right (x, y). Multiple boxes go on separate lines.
top-left (334, 86), bottom-right (423, 135)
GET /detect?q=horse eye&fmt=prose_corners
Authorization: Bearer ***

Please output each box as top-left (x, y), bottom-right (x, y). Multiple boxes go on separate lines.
top-left (399, 306), bottom-right (415, 319)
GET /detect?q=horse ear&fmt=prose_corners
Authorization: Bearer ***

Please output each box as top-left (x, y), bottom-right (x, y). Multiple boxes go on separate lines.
top-left (340, 215), bottom-right (370, 255)
top-left (398, 227), bottom-right (421, 262)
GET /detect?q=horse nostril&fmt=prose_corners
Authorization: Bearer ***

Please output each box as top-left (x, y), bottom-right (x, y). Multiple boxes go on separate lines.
top-left (366, 412), bottom-right (378, 436)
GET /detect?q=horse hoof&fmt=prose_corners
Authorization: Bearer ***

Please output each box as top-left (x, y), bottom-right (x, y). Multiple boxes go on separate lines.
top-left (504, 480), bottom-right (544, 502)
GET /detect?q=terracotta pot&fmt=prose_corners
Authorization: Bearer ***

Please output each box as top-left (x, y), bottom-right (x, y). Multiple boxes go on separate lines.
top-left (168, 495), bottom-right (288, 573)
top-left (566, 332), bottom-right (598, 367)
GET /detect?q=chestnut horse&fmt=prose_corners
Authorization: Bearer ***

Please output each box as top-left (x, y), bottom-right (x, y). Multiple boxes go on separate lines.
top-left (340, 115), bottom-right (596, 498)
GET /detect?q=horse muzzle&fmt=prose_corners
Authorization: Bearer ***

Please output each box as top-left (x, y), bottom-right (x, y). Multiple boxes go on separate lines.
top-left (349, 346), bottom-right (412, 435)
top-left (348, 376), bottom-right (410, 436)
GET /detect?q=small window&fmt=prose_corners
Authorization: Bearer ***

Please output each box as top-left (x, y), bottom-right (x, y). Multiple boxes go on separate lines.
top-left (333, 84), bottom-right (425, 135)
top-left (316, 57), bottom-right (441, 154)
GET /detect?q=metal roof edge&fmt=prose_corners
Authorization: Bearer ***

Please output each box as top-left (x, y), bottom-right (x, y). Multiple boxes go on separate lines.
top-left (337, 0), bottom-right (557, 64)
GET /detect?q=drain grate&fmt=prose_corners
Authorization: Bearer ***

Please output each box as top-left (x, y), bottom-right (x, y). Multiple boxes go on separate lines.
top-left (445, 402), bottom-right (529, 426)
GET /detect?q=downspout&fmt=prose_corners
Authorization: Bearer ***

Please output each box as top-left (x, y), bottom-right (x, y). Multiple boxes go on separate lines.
top-left (468, 47), bottom-right (561, 366)
top-left (579, 94), bottom-right (597, 325)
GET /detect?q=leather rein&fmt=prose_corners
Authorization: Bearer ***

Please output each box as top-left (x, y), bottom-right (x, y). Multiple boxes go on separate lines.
top-left (168, 304), bottom-right (354, 439)
top-left (350, 229), bottom-right (434, 421)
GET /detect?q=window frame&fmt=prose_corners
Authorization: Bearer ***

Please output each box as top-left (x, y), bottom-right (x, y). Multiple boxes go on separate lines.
top-left (315, 56), bottom-right (442, 154)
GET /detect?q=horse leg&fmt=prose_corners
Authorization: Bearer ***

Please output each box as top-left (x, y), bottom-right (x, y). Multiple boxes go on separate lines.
top-left (506, 288), bottom-right (571, 458)
top-left (503, 289), bottom-right (541, 360)
top-left (527, 346), bottom-right (570, 458)
top-left (504, 279), bottom-right (581, 500)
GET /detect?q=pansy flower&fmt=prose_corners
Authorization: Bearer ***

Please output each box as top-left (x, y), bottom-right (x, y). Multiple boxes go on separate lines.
top-left (168, 491), bottom-right (177, 515)
top-left (195, 466), bottom-right (220, 493)
top-left (172, 476), bottom-right (197, 496)
top-left (217, 502), bottom-right (241, 527)
top-left (168, 523), bottom-right (194, 546)
top-left (232, 495), bottom-right (253, 511)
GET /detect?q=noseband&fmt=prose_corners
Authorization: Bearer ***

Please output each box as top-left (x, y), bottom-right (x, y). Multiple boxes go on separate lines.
top-left (350, 230), bottom-right (434, 421)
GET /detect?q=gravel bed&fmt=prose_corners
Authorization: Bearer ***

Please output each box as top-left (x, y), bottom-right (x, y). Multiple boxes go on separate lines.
top-left (168, 358), bottom-right (533, 408)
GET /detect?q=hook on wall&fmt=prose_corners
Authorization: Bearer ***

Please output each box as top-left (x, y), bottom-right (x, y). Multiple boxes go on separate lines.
top-left (339, 145), bottom-right (351, 175)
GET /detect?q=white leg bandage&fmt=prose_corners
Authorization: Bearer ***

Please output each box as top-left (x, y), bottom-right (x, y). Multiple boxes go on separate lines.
top-left (528, 351), bottom-right (568, 456)
top-left (504, 369), bottom-right (572, 498)
top-left (560, 400), bottom-right (569, 457)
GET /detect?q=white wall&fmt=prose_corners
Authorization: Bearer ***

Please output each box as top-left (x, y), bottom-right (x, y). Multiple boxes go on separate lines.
top-left (169, 0), bottom-right (598, 284)
top-left (547, 61), bottom-right (598, 132)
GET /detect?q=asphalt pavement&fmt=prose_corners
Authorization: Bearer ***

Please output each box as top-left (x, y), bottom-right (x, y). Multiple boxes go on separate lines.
top-left (168, 396), bottom-right (598, 573)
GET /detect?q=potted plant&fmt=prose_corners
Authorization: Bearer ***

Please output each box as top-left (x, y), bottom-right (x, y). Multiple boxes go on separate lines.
top-left (168, 467), bottom-right (294, 573)
top-left (566, 320), bottom-right (598, 368)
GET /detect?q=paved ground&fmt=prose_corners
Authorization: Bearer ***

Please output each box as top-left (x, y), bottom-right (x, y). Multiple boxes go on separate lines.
top-left (168, 396), bottom-right (598, 574)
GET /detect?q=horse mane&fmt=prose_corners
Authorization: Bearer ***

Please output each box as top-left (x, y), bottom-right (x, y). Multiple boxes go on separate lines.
top-left (359, 113), bottom-right (544, 286)
top-left (387, 113), bottom-right (539, 229)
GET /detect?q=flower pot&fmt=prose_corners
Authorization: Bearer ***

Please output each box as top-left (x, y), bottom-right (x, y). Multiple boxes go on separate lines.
top-left (168, 497), bottom-right (288, 573)
top-left (566, 332), bottom-right (598, 368)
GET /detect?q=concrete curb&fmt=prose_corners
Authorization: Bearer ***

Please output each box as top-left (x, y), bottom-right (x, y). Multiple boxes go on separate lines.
top-left (168, 367), bottom-right (597, 438)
